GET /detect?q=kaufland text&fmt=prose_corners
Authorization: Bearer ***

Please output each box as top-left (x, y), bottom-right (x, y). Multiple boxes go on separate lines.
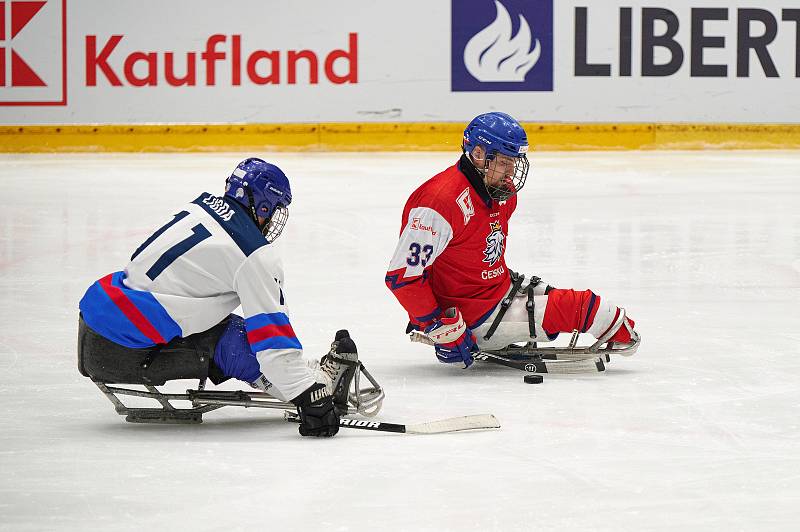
top-left (85, 33), bottom-right (358, 86)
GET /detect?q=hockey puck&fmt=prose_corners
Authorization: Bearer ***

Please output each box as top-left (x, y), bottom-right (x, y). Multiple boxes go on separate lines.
top-left (524, 374), bottom-right (543, 384)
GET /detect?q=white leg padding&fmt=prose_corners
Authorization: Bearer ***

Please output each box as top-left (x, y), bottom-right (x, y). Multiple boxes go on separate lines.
top-left (586, 300), bottom-right (622, 339)
top-left (473, 292), bottom-right (551, 351)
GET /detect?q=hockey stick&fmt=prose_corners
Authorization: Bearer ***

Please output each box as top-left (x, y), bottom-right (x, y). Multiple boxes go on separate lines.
top-left (284, 411), bottom-right (500, 434)
top-left (497, 345), bottom-right (611, 363)
top-left (409, 331), bottom-right (605, 374)
top-left (473, 351), bottom-right (605, 374)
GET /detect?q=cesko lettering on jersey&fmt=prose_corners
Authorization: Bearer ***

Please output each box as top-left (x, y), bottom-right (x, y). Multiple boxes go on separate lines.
top-left (203, 195), bottom-right (235, 222)
top-left (481, 265), bottom-right (505, 280)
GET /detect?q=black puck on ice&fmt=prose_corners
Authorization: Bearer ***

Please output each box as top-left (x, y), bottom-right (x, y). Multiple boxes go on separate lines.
top-left (524, 374), bottom-right (543, 384)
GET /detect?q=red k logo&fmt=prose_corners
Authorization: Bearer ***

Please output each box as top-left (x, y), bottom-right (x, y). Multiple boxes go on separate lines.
top-left (1, 1), bottom-right (47, 86)
top-left (0, 0), bottom-right (66, 105)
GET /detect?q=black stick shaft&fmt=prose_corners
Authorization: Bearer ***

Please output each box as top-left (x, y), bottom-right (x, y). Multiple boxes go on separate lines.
top-left (285, 412), bottom-right (406, 433)
top-left (475, 351), bottom-right (604, 374)
top-left (474, 352), bottom-right (549, 372)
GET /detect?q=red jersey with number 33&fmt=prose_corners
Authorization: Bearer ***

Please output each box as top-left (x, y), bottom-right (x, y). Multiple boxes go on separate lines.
top-left (385, 159), bottom-right (516, 328)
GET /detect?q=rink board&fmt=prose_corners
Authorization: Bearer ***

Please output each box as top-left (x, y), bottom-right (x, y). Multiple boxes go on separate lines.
top-left (2, 0), bottom-right (799, 129)
top-left (4, 123), bottom-right (800, 152)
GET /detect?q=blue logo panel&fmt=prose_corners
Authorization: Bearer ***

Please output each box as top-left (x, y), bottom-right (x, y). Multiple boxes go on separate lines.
top-left (452, 0), bottom-right (554, 92)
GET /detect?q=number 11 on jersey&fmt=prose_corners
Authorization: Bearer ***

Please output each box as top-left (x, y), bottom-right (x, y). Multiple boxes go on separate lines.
top-left (131, 210), bottom-right (213, 281)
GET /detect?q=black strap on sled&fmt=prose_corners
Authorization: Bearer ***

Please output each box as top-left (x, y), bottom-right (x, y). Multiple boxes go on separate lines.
top-left (483, 270), bottom-right (526, 341)
top-left (526, 280), bottom-right (537, 338)
top-left (528, 277), bottom-right (555, 341)
top-left (140, 344), bottom-right (165, 370)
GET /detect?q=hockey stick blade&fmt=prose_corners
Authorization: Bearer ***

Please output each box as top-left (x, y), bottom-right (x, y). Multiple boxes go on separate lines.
top-left (405, 414), bottom-right (500, 434)
top-left (284, 411), bottom-right (500, 434)
top-left (473, 351), bottom-right (605, 374)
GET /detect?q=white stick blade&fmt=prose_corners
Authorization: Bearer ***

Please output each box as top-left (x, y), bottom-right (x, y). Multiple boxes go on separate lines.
top-left (409, 330), bottom-right (435, 345)
top-left (405, 414), bottom-right (500, 434)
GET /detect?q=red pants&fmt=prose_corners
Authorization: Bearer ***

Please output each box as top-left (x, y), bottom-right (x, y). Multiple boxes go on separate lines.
top-left (543, 289), bottom-right (634, 343)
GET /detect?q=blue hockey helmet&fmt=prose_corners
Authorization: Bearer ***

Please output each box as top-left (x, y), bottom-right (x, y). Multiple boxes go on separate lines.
top-left (463, 112), bottom-right (530, 201)
top-left (224, 157), bottom-right (292, 242)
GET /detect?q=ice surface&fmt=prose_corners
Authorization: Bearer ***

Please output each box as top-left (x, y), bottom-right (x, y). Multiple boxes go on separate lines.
top-left (1, 151), bottom-right (798, 531)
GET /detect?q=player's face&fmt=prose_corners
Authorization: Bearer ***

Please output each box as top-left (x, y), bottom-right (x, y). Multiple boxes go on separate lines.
top-left (470, 144), bottom-right (529, 201)
top-left (484, 153), bottom-right (517, 187)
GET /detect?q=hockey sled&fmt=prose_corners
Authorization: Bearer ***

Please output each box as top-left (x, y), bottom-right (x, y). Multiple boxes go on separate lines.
top-left (79, 318), bottom-right (385, 424)
top-left (89, 357), bottom-right (384, 424)
top-left (484, 308), bottom-right (640, 362)
top-left (410, 308), bottom-right (640, 375)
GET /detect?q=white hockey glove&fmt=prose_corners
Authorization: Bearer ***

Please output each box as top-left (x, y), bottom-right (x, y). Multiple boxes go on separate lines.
top-left (424, 308), bottom-right (478, 368)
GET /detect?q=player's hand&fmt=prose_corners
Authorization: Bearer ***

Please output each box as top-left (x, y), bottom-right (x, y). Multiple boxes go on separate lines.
top-left (425, 307), bottom-right (478, 368)
top-left (291, 383), bottom-right (339, 437)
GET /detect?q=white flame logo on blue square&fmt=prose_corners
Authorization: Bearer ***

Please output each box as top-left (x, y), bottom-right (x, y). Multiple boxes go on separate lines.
top-left (452, 0), bottom-right (553, 92)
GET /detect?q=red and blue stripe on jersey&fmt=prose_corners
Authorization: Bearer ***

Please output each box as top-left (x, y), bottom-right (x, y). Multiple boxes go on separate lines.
top-left (79, 271), bottom-right (182, 348)
top-left (244, 312), bottom-right (302, 352)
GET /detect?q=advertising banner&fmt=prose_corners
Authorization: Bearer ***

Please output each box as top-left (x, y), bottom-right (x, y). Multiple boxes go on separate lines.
top-left (1, 0), bottom-right (799, 124)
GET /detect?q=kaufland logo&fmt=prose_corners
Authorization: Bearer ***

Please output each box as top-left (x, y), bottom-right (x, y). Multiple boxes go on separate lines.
top-left (86, 33), bottom-right (358, 87)
top-left (451, 0), bottom-right (553, 92)
top-left (0, 0), bottom-right (66, 105)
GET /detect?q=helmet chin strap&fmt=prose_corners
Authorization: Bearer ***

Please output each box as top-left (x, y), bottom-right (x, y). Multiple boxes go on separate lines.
top-left (243, 185), bottom-right (284, 240)
top-left (244, 186), bottom-right (270, 233)
top-left (244, 186), bottom-right (258, 222)
top-left (465, 147), bottom-right (496, 175)
top-left (464, 148), bottom-right (484, 173)
top-left (465, 148), bottom-right (496, 197)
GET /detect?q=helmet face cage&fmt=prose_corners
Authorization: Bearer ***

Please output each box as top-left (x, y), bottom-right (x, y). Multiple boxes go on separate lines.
top-left (481, 151), bottom-right (530, 201)
top-left (262, 204), bottom-right (289, 242)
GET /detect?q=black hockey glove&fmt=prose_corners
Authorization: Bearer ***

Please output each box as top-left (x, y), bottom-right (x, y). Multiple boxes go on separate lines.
top-left (291, 383), bottom-right (340, 437)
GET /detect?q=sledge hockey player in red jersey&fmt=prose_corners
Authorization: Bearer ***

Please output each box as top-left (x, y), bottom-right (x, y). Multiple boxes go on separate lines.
top-left (78, 158), bottom-right (383, 434)
top-left (385, 112), bottom-right (639, 368)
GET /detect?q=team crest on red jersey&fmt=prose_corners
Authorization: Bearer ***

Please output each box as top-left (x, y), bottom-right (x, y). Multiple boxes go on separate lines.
top-left (482, 221), bottom-right (505, 266)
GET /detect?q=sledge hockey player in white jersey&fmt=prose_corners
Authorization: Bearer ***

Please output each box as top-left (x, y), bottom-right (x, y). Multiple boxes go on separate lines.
top-left (386, 112), bottom-right (640, 371)
top-left (78, 157), bottom-right (382, 436)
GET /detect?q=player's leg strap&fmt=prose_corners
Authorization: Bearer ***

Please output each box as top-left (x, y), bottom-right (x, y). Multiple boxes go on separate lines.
top-left (523, 275), bottom-right (554, 340)
top-left (526, 280), bottom-right (537, 338)
top-left (483, 270), bottom-right (526, 341)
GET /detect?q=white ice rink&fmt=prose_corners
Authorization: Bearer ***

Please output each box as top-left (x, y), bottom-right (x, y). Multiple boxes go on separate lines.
top-left (1, 151), bottom-right (798, 531)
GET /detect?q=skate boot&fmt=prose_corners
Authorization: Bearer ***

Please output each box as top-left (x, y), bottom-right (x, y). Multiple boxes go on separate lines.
top-left (318, 330), bottom-right (361, 416)
top-left (606, 316), bottom-right (640, 355)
